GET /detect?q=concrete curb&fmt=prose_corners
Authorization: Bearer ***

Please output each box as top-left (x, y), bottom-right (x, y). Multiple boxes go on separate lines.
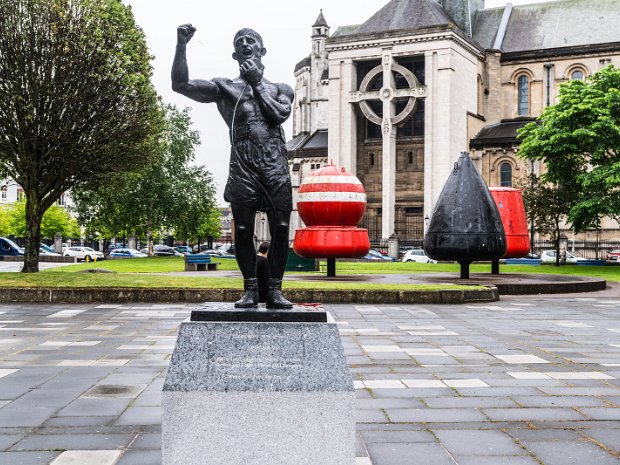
top-left (495, 279), bottom-right (607, 295)
top-left (0, 286), bottom-right (500, 304)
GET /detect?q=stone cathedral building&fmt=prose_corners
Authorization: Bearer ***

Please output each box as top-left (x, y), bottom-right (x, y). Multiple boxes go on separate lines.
top-left (287, 0), bottom-right (620, 241)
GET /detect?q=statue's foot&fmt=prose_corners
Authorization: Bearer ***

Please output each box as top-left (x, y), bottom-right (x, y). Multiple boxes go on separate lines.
top-left (266, 279), bottom-right (293, 309)
top-left (234, 291), bottom-right (259, 308)
top-left (266, 289), bottom-right (293, 309)
top-left (234, 279), bottom-right (258, 308)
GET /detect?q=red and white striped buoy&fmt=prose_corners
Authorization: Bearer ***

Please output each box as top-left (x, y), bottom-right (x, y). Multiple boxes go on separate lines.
top-left (294, 164), bottom-right (370, 258)
top-left (297, 165), bottom-right (367, 226)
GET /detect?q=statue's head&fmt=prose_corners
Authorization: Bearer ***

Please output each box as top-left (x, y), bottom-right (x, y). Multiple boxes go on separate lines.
top-left (232, 28), bottom-right (266, 64)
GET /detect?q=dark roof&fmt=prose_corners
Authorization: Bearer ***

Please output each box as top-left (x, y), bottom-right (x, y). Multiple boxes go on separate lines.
top-left (479, 0), bottom-right (620, 53)
top-left (294, 56), bottom-right (311, 73)
top-left (287, 130), bottom-right (328, 157)
top-left (472, 6), bottom-right (504, 49)
top-left (286, 132), bottom-right (310, 151)
top-left (357, 0), bottom-right (453, 35)
top-left (331, 24), bottom-right (361, 37)
top-left (470, 118), bottom-right (536, 148)
top-left (302, 130), bottom-right (328, 150)
top-left (313, 9), bottom-right (329, 27)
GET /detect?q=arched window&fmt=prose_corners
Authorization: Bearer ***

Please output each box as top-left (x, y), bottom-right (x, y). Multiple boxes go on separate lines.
top-left (517, 75), bottom-right (529, 116)
top-left (500, 163), bottom-right (513, 187)
top-left (369, 153), bottom-right (375, 167)
top-left (571, 69), bottom-right (584, 80)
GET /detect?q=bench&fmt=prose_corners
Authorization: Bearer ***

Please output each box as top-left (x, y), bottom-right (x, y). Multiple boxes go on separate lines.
top-left (184, 254), bottom-right (218, 272)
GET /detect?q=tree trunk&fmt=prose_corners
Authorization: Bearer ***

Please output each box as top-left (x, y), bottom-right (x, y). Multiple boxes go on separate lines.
top-left (148, 229), bottom-right (154, 257)
top-left (22, 194), bottom-right (43, 273)
top-left (554, 221), bottom-right (561, 267)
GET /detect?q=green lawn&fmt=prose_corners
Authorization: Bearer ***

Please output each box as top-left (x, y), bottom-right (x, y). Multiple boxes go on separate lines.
top-left (0, 256), bottom-right (611, 290)
top-left (324, 261), bottom-right (620, 281)
top-left (0, 271), bottom-right (476, 291)
top-left (49, 256), bottom-right (239, 273)
top-left (41, 256), bottom-right (620, 281)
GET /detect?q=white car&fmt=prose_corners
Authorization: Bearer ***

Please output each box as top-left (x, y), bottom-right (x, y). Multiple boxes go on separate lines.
top-left (402, 249), bottom-right (437, 263)
top-left (540, 250), bottom-right (587, 264)
top-left (63, 246), bottom-right (105, 262)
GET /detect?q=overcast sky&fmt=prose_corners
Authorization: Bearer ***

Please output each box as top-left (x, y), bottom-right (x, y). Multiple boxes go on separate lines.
top-left (124, 0), bottom-right (556, 204)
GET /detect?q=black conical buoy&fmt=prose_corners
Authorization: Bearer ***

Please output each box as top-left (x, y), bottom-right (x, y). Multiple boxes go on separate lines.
top-left (424, 152), bottom-right (506, 278)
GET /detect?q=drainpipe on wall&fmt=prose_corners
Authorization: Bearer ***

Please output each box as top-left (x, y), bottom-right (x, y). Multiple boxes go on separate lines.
top-left (544, 63), bottom-right (554, 107)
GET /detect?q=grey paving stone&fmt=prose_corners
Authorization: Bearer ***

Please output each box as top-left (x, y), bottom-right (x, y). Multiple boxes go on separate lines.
top-left (128, 433), bottom-right (160, 450)
top-left (434, 429), bottom-right (523, 455)
top-left (115, 406), bottom-right (161, 426)
top-left (579, 408), bottom-right (620, 420)
top-left (507, 428), bottom-right (582, 442)
top-left (483, 408), bottom-right (586, 422)
top-left (454, 456), bottom-right (540, 465)
top-left (367, 442), bottom-right (455, 465)
top-left (356, 398), bottom-right (424, 409)
top-left (385, 408), bottom-right (487, 423)
top-left (523, 439), bottom-right (620, 465)
top-left (356, 409), bottom-right (388, 423)
top-left (43, 416), bottom-right (117, 427)
top-left (56, 398), bottom-right (131, 417)
top-left (0, 451), bottom-right (60, 465)
top-left (2, 298), bottom-right (620, 464)
top-left (0, 435), bottom-right (22, 449)
top-left (0, 406), bottom-right (57, 427)
top-left (422, 396), bottom-right (519, 409)
top-left (511, 396), bottom-right (608, 408)
top-left (12, 433), bottom-right (135, 451)
top-left (360, 430), bottom-right (436, 444)
top-left (116, 449), bottom-right (161, 465)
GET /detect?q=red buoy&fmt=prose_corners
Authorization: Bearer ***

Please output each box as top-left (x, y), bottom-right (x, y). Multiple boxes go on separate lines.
top-left (294, 164), bottom-right (370, 259)
top-left (297, 165), bottom-right (366, 226)
top-left (489, 187), bottom-right (530, 258)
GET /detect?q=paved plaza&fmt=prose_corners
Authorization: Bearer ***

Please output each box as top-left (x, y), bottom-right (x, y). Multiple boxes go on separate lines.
top-left (0, 295), bottom-right (619, 465)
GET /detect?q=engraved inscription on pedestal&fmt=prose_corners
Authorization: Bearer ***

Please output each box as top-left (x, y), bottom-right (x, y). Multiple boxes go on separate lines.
top-left (209, 326), bottom-right (305, 386)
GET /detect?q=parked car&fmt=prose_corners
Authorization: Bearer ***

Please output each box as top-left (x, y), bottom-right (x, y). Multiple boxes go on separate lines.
top-left (201, 249), bottom-right (236, 259)
top-left (63, 246), bottom-right (105, 262)
top-left (0, 237), bottom-right (24, 256)
top-left (174, 246), bottom-right (193, 255)
top-left (607, 249), bottom-right (620, 261)
top-left (139, 245), bottom-right (184, 257)
top-left (362, 249), bottom-right (396, 261)
top-left (401, 248), bottom-right (437, 263)
top-left (40, 243), bottom-right (56, 254)
top-left (540, 250), bottom-right (587, 264)
top-left (108, 248), bottom-right (147, 259)
top-left (39, 248), bottom-right (61, 257)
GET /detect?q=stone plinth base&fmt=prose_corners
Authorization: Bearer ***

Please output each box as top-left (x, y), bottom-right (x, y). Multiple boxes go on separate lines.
top-left (162, 307), bottom-right (355, 465)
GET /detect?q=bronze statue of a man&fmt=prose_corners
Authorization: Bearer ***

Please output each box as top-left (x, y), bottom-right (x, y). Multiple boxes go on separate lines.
top-left (172, 25), bottom-right (294, 309)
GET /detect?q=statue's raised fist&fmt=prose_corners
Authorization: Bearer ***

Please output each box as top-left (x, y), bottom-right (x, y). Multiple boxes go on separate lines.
top-left (177, 24), bottom-right (196, 44)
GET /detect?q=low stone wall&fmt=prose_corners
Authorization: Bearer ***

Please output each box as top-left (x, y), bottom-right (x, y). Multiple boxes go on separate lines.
top-left (0, 286), bottom-right (499, 304)
top-left (0, 256), bottom-right (76, 263)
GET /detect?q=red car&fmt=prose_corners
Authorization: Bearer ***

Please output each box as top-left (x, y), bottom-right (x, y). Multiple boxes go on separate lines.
top-left (607, 249), bottom-right (620, 261)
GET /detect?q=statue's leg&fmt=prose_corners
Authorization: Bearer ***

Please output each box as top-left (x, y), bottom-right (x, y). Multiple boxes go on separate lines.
top-left (265, 209), bottom-right (293, 309)
top-left (231, 203), bottom-right (258, 308)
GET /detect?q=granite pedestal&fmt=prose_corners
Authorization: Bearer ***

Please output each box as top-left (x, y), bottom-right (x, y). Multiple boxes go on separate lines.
top-left (162, 304), bottom-right (355, 465)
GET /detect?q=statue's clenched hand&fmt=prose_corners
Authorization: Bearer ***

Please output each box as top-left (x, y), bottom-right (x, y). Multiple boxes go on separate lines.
top-left (240, 58), bottom-right (264, 86)
top-left (177, 24), bottom-right (196, 45)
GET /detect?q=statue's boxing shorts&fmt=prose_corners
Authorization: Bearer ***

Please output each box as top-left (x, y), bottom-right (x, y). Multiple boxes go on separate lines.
top-left (224, 125), bottom-right (292, 212)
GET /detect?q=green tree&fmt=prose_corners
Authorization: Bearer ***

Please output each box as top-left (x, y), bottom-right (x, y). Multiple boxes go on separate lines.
top-left (0, 0), bottom-right (164, 272)
top-left (519, 175), bottom-right (575, 266)
top-left (518, 65), bottom-right (620, 232)
top-left (5, 201), bottom-right (81, 239)
top-left (0, 205), bottom-right (10, 236)
top-left (72, 105), bottom-right (219, 253)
